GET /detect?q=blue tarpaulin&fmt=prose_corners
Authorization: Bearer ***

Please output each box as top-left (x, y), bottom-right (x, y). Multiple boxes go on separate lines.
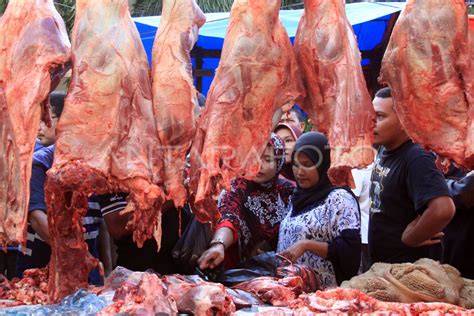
top-left (133, 2), bottom-right (406, 95)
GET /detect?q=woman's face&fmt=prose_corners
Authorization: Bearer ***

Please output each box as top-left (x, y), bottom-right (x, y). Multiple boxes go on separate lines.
top-left (253, 145), bottom-right (277, 183)
top-left (275, 127), bottom-right (296, 164)
top-left (292, 152), bottom-right (319, 189)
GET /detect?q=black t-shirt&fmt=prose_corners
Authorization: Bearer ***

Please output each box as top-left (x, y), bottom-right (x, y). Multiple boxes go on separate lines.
top-left (443, 173), bottom-right (474, 279)
top-left (90, 193), bottom-right (190, 274)
top-left (368, 141), bottom-right (450, 264)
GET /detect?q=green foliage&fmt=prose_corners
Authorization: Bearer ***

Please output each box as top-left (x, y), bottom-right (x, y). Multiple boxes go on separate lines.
top-left (0, 1), bottom-right (76, 32)
top-left (0, 0), bottom-right (7, 15)
top-left (53, 0), bottom-right (76, 33)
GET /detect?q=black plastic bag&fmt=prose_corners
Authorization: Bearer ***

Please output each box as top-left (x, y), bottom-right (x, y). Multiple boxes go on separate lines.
top-left (171, 216), bottom-right (212, 274)
top-left (216, 251), bottom-right (321, 292)
top-left (216, 251), bottom-right (278, 286)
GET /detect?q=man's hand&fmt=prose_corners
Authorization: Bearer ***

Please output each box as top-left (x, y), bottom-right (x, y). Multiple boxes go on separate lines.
top-left (197, 244), bottom-right (225, 270)
top-left (279, 240), bottom-right (307, 263)
top-left (29, 210), bottom-right (50, 244)
top-left (402, 215), bottom-right (444, 247)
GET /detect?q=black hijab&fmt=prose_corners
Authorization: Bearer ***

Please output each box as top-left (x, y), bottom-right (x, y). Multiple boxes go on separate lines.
top-left (291, 132), bottom-right (338, 216)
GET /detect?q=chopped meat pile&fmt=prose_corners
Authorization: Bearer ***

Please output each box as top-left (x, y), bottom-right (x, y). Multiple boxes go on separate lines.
top-left (380, 0), bottom-right (473, 169)
top-left (341, 259), bottom-right (471, 307)
top-left (188, 0), bottom-right (305, 223)
top-left (0, 268), bottom-right (49, 306)
top-left (163, 274), bottom-right (236, 315)
top-left (99, 273), bottom-right (177, 315)
top-left (294, 0), bottom-right (375, 187)
top-left (152, 0), bottom-right (206, 208)
top-left (233, 276), bottom-right (304, 306)
top-left (0, 0), bottom-right (70, 247)
top-left (46, 0), bottom-right (164, 301)
top-left (287, 288), bottom-right (468, 315)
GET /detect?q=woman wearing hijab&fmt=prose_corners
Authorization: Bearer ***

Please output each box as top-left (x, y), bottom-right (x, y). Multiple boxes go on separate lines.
top-left (198, 133), bottom-right (294, 270)
top-left (274, 122), bottom-right (303, 183)
top-left (277, 132), bottom-right (361, 288)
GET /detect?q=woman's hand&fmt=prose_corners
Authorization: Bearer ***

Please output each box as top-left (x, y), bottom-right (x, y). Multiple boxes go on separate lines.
top-left (279, 240), bottom-right (307, 263)
top-left (197, 244), bottom-right (225, 270)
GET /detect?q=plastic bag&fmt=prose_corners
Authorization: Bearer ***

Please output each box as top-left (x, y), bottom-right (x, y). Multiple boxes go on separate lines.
top-left (0, 289), bottom-right (110, 316)
top-left (216, 251), bottom-right (321, 292)
top-left (216, 251), bottom-right (278, 286)
top-left (171, 216), bottom-right (212, 274)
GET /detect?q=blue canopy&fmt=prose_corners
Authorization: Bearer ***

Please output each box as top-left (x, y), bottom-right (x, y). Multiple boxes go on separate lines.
top-left (133, 2), bottom-right (406, 95)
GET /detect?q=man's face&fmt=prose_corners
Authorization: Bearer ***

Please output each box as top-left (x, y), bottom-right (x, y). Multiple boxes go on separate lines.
top-left (280, 111), bottom-right (305, 130)
top-left (38, 110), bottom-right (59, 146)
top-left (373, 97), bottom-right (405, 148)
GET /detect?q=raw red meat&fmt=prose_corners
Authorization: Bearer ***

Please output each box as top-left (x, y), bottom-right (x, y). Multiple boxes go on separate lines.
top-left (233, 276), bottom-right (304, 306)
top-left (188, 0), bottom-right (305, 223)
top-left (152, 0), bottom-right (206, 208)
top-left (99, 273), bottom-right (177, 316)
top-left (46, 0), bottom-right (164, 301)
top-left (294, 0), bottom-right (375, 187)
top-left (0, 0), bottom-right (70, 247)
top-left (226, 288), bottom-right (263, 309)
top-left (0, 268), bottom-right (49, 306)
top-left (163, 274), bottom-right (236, 315)
top-left (276, 264), bottom-right (320, 293)
top-left (288, 288), bottom-right (469, 314)
top-left (380, 0), bottom-right (473, 169)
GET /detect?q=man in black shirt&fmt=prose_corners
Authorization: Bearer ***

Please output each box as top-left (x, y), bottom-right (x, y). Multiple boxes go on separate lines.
top-left (368, 87), bottom-right (455, 264)
top-left (443, 171), bottom-right (474, 278)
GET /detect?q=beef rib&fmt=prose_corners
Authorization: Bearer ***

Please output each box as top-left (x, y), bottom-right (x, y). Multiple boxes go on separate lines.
top-left (380, 0), bottom-right (474, 169)
top-left (152, 0), bottom-right (206, 208)
top-left (0, 0), bottom-right (70, 247)
top-left (46, 0), bottom-right (164, 301)
top-left (188, 0), bottom-right (305, 223)
top-left (294, 0), bottom-right (375, 187)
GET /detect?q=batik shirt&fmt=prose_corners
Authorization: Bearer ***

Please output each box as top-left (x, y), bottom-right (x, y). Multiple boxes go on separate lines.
top-left (216, 177), bottom-right (294, 265)
top-left (277, 189), bottom-right (360, 288)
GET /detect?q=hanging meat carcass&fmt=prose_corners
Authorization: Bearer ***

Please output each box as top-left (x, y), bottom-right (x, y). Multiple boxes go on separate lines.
top-left (380, 0), bottom-right (473, 169)
top-left (152, 0), bottom-right (206, 208)
top-left (0, 0), bottom-right (71, 247)
top-left (189, 0), bottom-right (305, 223)
top-left (294, 0), bottom-right (375, 187)
top-left (46, 0), bottom-right (165, 301)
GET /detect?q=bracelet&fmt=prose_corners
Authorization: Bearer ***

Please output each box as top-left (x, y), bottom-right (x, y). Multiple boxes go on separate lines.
top-left (209, 237), bottom-right (226, 249)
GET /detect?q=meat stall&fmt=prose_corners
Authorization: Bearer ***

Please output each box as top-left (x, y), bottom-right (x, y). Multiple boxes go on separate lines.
top-left (1, 0), bottom-right (473, 314)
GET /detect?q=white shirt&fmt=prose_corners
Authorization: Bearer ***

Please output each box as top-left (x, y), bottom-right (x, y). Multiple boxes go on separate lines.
top-left (351, 164), bottom-right (373, 244)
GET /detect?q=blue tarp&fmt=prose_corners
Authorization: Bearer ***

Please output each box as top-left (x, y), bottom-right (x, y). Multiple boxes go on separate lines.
top-left (133, 2), bottom-right (406, 95)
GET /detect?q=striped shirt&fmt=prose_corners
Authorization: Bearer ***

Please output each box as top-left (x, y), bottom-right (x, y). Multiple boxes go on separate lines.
top-left (16, 146), bottom-right (103, 280)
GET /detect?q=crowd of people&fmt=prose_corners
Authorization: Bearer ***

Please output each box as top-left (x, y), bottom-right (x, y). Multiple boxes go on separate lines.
top-left (1, 87), bottom-right (472, 289)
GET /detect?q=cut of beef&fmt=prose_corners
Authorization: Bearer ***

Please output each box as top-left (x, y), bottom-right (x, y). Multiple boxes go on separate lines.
top-left (276, 264), bottom-right (320, 293)
top-left (46, 0), bottom-right (164, 301)
top-left (152, 0), bottom-right (206, 208)
top-left (233, 276), bottom-right (304, 306)
top-left (0, 268), bottom-right (49, 306)
top-left (163, 274), bottom-right (236, 315)
top-left (188, 0), bottom-right (305, 223)
top-left (225, 288), bottom-right (262, 309)
top-left (0, 0), bottom-right (70, 247)
top-left (99, 272), bottom-right (177, 315)
top-left (294, 0), bottom-right (375, 187)
top-left (380, 0), bottom-right (473, 169)
top-left (288, 288), bottom-right (469, 314)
